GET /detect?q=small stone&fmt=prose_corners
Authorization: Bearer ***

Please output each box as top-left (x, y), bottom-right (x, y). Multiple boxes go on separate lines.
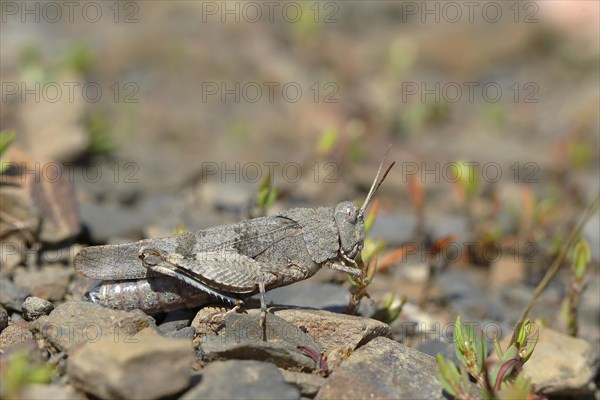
top-left (68, 335), bottom-right (193, 400)
top-left (22, 296), bottom-right (55, 321)
top-left (0, 279), bottom-right (31, 311)
top-left (13, 266), bottom-right (71, 301)
top-left (248, 308), bottom-right (391, 354)
top-left (182, 360), bottom-right (299, 400)
top-left (520, 326), bottom-right (599, 395)
top-left (0, 323), bottom-right (34, 351)
top-left (315, 337), bottom-right (443, 399)
top-left (0, 306), bottom-right (8, 332)
top-left (280, 370), bottom-right (326, 398)
top-left (33, 301), bottom-right (151, 352)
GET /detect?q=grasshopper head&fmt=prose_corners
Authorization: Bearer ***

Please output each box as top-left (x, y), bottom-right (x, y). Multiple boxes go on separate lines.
top-left (334, 201), bottom-right (365, 260)
top-left (336, 145), bottom-right (395, 261)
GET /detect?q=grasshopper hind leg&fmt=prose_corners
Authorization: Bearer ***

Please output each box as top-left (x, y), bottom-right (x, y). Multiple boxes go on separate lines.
top-left (258, 273), bottom-right (268, 339)
top-left (139, 248), bottom-right (240, 305)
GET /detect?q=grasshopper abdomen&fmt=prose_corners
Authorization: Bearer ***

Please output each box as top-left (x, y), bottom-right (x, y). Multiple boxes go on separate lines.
top-left (87, 276), bottom-right (212, 313)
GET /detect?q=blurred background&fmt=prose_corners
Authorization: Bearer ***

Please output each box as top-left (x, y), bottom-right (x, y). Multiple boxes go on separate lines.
top-left (1, 0), bottom-right (599, 346)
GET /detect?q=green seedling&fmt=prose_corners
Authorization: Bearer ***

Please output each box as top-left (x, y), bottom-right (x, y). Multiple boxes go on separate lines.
top-left (316, 126), bottom-right (339, 158)
top-left (172, 224), bottom-right (189, 236)
top-left (370, 293), bottom-right (407, 325)
top-left (85, 111), bottom-right (116, 155)
top-left (62, 41), bottom-right (94, 75)
top-left (451, 160), bottom-right (480, 205)
top-left (346, 197), bottom-right (409, 316)
top-left (437, 353), bottom-right (474, 400)
top-left (511, 196), bottom-right (599, 347)
top-left (255, 173), bottom-right (278, 217)
top-left (437, 317), bottom-right (538, 399)
top-left (561, 238), bottom-right (591, 337)
top-left (454, 316), bottom-right (487, 379)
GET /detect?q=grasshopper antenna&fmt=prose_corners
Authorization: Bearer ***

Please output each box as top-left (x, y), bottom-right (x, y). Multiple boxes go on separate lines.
top-left (360, 145), bottom-right (395, 215)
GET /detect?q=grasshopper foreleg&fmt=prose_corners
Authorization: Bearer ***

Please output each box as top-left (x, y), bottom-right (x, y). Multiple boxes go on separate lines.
top-left (326, 261), bottom-right (363, 277)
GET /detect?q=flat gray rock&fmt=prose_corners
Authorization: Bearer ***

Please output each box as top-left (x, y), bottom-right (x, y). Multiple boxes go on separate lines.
top-left (521, 327), bottom-right (599, 395)
top-left (248, 307), bottom-right (391, 354)
top-left (225, 312), bottom-right (321, 351)
top-left (316, 337), bottom-right (443, 400)
top-left (33, 301), bottom-right (151, 352)
top-left (199, 313), bottom-right (322, 372)
top-left (182, 360), bottom-right (299, 400)
top-left (201, 336), bottom-right (318, 372)
top-left (68, 335), bottom-right (193, 400)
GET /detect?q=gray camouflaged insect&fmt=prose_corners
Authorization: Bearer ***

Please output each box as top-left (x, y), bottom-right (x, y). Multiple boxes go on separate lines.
top-left (75, 149), bottom-right (395, 322)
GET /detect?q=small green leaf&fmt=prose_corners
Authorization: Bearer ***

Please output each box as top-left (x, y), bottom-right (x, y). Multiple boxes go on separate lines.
top-left (364, 198), bottom-right (379, 233)
top-left (561, 298), bottom-right (570, 324)
top-left (256, 173), bottom-right (278, 213)
top-left (454, 316), bottom-right (464, 348)
top-left (493, 335), bottom-right (504, 359)
top-left (573, 239), bottom-right (591, 281)
top-left (361, 238), bottom-right (385, 264)
top-left (387, 295), bottom-right (406, 324)
top-left (521, 324), bottom-right (538, 364)
top-left (453, 160), bottom-right (480, 199)
top-left (436, 354), bottom-right (460, 397)
top-left (476, 331), bottom-right (487, 374)
top-left (499, 344), bottom-right (519, 364)
top-left (517, 320), bottom-right (531, 348)
top-left (454, 316), bottom-right (467, 365)
top-left (316, 127), bottom-right (338, 156)
top-left (172, 224), bottom-right (189, 235)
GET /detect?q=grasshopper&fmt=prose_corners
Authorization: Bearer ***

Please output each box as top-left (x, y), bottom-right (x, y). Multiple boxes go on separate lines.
top-left (75, 150), bottom-right (394, 321)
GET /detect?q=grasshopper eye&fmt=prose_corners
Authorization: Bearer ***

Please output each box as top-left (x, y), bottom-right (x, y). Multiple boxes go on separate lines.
top-left (335, 201), bottom-right (360, 226)
top-left (344, 205), bottom-right (358, 223)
